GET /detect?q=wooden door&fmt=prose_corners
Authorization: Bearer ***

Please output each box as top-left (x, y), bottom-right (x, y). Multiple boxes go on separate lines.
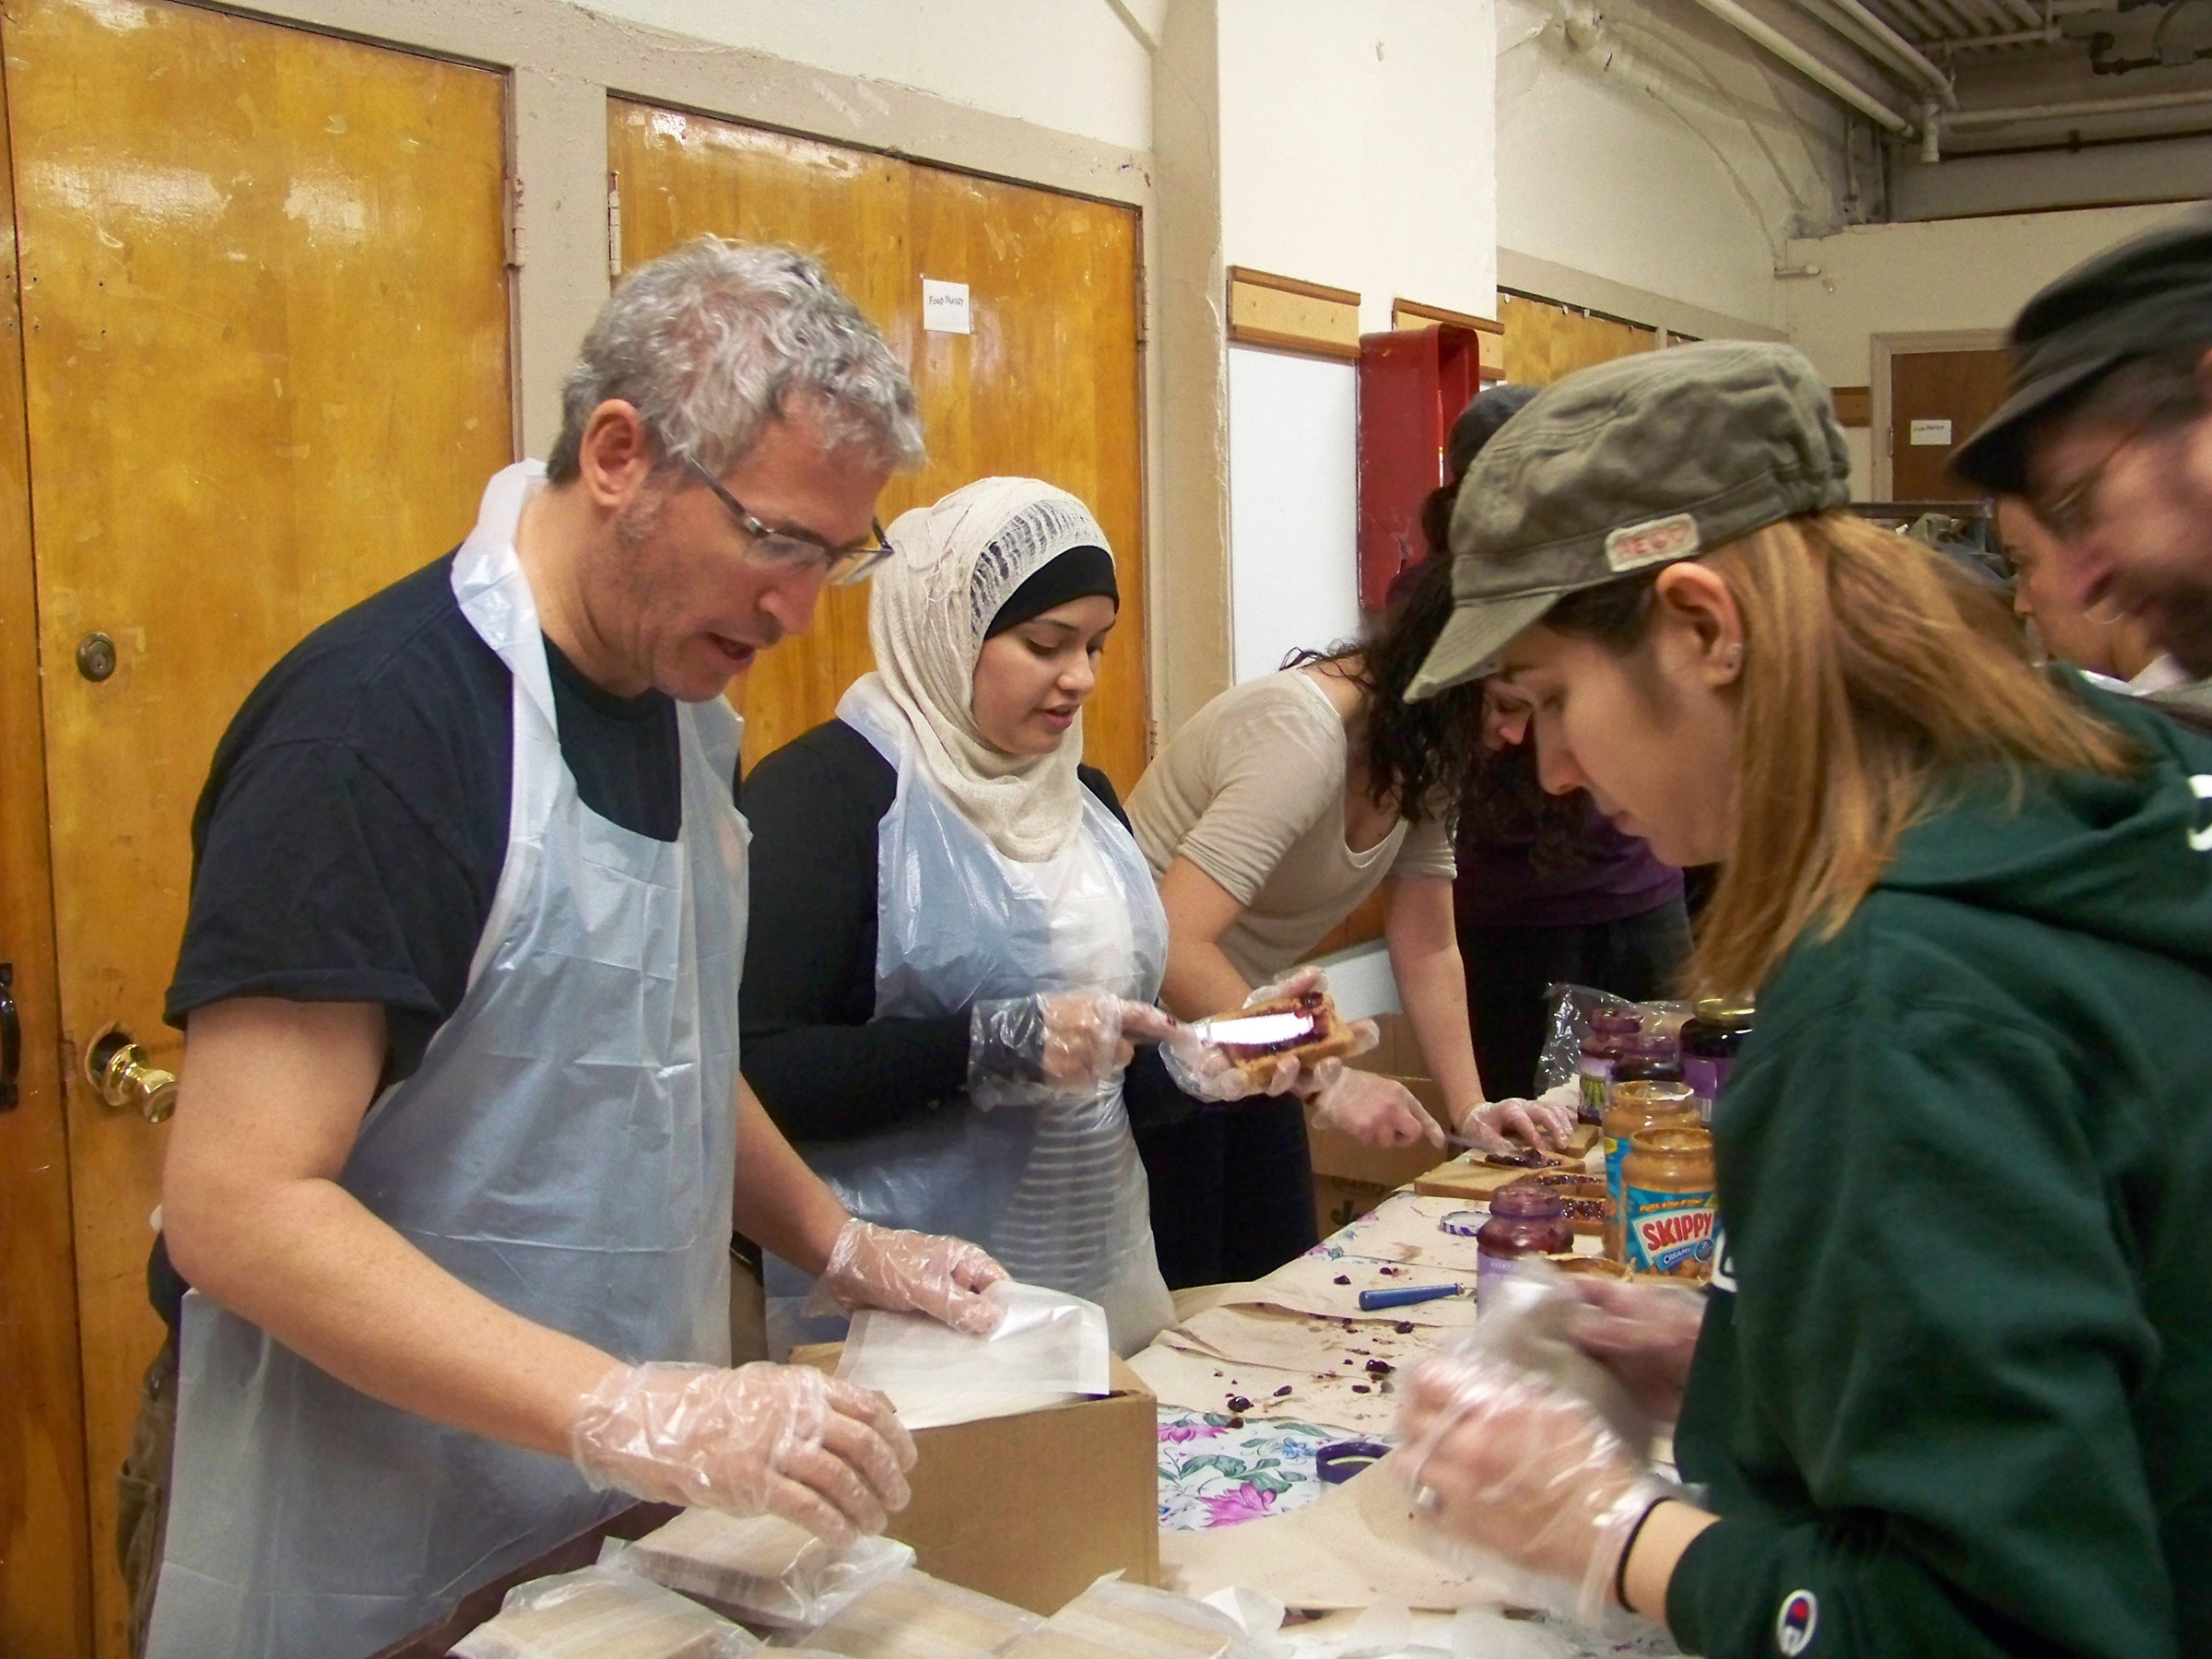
top-left (1, 3), bottom-right (514, 1652)
top-left (1888, 347), bottom-right (2012, 500)
top-left (1500, 292), bottom-right (1657, 385)
top-left (608, 103), bottom-right (1150, 795)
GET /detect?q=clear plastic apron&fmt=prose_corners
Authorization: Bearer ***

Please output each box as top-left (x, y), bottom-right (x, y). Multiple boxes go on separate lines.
top-left (146, 462), bottom-right (745, 1659)
top-left (767, 676), bottom-right (1173, 1358)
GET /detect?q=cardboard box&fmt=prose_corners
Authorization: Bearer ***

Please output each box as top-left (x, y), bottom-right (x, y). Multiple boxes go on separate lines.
top-left (791, 1347), bottom-right (1159, 1617)
top-left (1303, 1075), bottom-right (1453, 1236)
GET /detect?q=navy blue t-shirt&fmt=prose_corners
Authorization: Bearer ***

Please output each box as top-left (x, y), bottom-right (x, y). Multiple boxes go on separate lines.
top-left (154, 550), bottom-right (731, 1327)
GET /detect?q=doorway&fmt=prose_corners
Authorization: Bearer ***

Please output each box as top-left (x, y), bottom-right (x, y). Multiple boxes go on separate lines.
top-left (1872, 330), bottom-right (2010, 502)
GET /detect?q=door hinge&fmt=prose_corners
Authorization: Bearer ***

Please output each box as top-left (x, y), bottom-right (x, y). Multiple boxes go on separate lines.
top-left (606, 171), bottom-right (623, 280)
top-left (504, 174), bottom-right (526, 272)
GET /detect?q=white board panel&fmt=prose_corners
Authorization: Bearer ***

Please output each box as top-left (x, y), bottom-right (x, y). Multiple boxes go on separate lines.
top-left (1228, 347), bottom-right (1362, 685)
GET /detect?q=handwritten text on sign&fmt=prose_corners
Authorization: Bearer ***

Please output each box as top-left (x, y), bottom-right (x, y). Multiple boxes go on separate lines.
top-left (923, 278), bottom-right (971, 335)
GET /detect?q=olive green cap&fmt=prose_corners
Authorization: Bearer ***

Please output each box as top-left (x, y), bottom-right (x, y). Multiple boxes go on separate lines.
top-left (1407, 341), bottom-right (1852, 700)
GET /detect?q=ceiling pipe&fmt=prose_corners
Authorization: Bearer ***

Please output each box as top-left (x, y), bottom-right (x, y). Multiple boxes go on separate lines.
top-left (1801, 0), bottom-right (1959, 104)
top-left (1947, 85), bottom-right (2212, 124)
top-left (1688, 0), bottom-right (1924, 133)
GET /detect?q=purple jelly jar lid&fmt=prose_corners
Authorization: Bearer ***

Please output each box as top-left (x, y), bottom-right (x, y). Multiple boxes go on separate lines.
top-left (1488, 1184), bottom-right (1566, 1220)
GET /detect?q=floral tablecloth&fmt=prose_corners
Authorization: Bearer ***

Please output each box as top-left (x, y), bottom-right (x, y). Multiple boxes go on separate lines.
top-left (1157, 1407), bottom-right (1383, 1532)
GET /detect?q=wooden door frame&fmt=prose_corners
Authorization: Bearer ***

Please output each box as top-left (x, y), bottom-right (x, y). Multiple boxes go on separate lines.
top-left (0, 30), bottom-right (95, 1650)
top-left (1869, 328), bottom-right (2006, 500)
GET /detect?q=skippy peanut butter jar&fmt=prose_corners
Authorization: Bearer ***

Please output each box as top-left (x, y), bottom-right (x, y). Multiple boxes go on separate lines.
top-left (1621, 1125), bottom-right (1718, 1280)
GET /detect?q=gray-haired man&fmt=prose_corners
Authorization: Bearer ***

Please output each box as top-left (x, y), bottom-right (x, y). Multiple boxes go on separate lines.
top-left (141, 240), bottom-right (1007, 1659)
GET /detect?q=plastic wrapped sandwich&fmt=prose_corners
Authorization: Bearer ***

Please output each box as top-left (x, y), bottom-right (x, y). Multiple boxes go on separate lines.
top-left (783, 1568), bottom-right (1041, 1659)
top-left (448, 1564), bottom-right (761, 1659)
top-left (602, 1510), bottom-right (912, 1630)
top-left (1000, 1576), bottom-right (1259, 1659)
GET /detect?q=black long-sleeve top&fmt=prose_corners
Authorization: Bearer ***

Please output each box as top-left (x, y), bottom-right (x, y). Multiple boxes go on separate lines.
top-left (739, 717), bottom-right (1195, 1142)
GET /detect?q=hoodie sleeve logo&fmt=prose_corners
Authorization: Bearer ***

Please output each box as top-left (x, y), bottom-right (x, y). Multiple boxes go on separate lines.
top-left (2190, 775), bottom-right (2212, 854)
top-left (1775, 1589), bottom-right (1818, 1653)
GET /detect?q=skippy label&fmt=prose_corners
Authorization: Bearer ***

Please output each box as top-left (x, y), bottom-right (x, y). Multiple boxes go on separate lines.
top-left (1625, 1184), bottom-right (1718, 1275)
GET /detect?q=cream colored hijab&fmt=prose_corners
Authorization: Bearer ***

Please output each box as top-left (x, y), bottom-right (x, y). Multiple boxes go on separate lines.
top-left (863, 477), bottom-right (1112, 863)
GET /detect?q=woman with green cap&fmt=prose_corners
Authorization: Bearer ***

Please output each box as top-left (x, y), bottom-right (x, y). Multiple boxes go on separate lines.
top-left (1394, 341), bottom-right (2212, 1657)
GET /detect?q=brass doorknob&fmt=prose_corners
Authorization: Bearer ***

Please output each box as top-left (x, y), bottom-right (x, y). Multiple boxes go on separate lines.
top-left (86, 1028), bottom-right (177, 1124)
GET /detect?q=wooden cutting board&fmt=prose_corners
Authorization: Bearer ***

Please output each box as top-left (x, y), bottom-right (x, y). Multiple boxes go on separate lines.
top-left (1413, 1122), bottom-right (1602, 1202)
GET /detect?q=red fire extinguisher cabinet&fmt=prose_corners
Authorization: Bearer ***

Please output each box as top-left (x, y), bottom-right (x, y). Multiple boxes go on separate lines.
top-left (1356, 323), bottom-right (1489, 613)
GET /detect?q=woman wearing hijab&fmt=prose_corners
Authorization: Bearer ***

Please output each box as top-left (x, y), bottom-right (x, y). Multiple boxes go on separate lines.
top-left (740, 477), bottom-right (1182, 1356)
top-left (1394, 343), bottom-right (2212, 1656)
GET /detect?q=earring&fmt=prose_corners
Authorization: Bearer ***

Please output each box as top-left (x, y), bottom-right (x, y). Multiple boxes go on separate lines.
top-left (1723, 642), bottom-right (1745, 677)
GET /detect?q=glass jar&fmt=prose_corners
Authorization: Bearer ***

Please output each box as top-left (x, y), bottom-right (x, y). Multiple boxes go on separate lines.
top-left (1477, 1182), bottom-right (1574, 1304)
top-left (1601, 1080), bottom-right (1698, 1262)
top-left (1681, 998), bottom-right (1754, 1124)
top-left (1622, 1125), bottom-right (1718, 1280)
top-left (1577, 1008), bottom-right (1641, 1124)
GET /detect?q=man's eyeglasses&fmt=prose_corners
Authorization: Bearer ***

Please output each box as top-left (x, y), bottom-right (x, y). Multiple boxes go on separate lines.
top-left (683, 455), bottom-right (892, 587)
top-left (2028, 418), bottom-right (2147, 545)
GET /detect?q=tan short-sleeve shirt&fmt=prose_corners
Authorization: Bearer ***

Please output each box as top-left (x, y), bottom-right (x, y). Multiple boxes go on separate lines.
top-left (1127, 670), bottom-right (1454, 986)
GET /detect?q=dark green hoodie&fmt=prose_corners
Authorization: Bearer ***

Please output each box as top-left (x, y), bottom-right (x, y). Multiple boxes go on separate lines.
top-left (1668, 678), bottom-right (2212, 1659)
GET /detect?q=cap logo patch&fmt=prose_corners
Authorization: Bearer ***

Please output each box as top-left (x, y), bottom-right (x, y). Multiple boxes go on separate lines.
top-left (1775, 1589), bottom-right (1818, 1654)
top-left (1605, 512), bottom-right (1700, 571)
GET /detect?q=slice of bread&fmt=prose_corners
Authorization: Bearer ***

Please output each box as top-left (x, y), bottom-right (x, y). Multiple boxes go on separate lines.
top-left (1206, 987), bottom-right (1359, 1088)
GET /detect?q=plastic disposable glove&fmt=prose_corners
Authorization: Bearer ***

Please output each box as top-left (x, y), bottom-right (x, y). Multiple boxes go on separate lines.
top-left (1398, 1349), bottom-right (1674, 1628)
top-left (1310, 1066), bottom-right (1444, 1150)
top-left (967, 990), bottom-right (1146, 1108)
top-left (1568, 1277), bottom-right (1709, 1425)
top-left (1158, 964), bottom-right (1382, 1102)
top-left (808, 1218), bottom-right (1010, 1336)
top-left (569, 1360), bottom-right (917, 1548)
top-left (1450, 1091), bottom-right (1579, 1155)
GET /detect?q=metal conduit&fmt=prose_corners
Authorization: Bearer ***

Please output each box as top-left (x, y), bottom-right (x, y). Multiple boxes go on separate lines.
top-left (1690, 0), bottom-right (1924, 131)
top-left (1803, 0), bottom-right (1959, 103)
top-left (1948, 85), bottom-right (2212, 124)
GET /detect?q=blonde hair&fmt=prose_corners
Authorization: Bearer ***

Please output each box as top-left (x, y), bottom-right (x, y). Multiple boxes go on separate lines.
top-left (1552, 512), bottom-right (2135, 995)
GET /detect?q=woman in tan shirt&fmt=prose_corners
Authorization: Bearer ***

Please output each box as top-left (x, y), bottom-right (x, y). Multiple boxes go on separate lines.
top-left (1127, 554), bottom-right (1572, 1284)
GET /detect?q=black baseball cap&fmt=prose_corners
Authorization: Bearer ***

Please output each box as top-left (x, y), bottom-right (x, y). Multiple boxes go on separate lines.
top-left (1445, 383), bottom-right (1540, 481)
top-left (1954, 204), bottom-right (2212, 495)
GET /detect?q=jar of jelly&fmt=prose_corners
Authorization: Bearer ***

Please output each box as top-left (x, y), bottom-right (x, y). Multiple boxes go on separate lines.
top-left (1477, 1182), bottom-right (1574, 1304)
top-left (1606, 1028), bottom-right (1683, 1097)
top-left (1622, 1126), bottom-right (1717, 1280)
top-left (1577, 1007), bottom-right (1641, 1123)
top-left (1681, 998), bottom-right (1754, 1124)
top-left (1601, 1080), bottom-right (1698, 1261)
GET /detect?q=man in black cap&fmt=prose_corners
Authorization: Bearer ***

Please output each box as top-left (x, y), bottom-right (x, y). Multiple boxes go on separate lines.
top-left (1953, 206), bottom-right (2212, 711)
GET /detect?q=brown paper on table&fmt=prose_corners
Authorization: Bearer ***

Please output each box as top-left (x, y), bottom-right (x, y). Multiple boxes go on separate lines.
top-left (1169, 1303), bottom-right (1448, 1374)
top-left (1159, 1458), bottom-right (1520, 1613)
top-left (1128, 1342), bottom-right (1402, 1434)
top-left (1211, 1252), bottom-right (1479, 1327)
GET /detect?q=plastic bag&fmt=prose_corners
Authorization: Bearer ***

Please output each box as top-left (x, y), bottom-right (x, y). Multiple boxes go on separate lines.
top-left (1010, 1573), bottom-right (1265, 1659)
top-left (1530, 985), bottom-right (1691, 1096)
top-left (1396, 1264), bottom-right (1679, 1637)
top-left (836, 1281), bottom-right (1110, 1430)
top-left (782, 1567), bottom-right (1042, 1657)
top-left (449, 1564), bottom-right (761, 1659)
top-left (602, 1512), bottom-right (914, 1631)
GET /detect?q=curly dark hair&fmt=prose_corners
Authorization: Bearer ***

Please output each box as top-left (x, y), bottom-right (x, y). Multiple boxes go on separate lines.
top-left (1281, 541), bottom-right (1485, 826)
top-left (1422, 474), bottom-right (1596, 874)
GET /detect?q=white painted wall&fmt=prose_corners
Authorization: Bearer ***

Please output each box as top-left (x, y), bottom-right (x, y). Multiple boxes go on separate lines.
top-left (571, 0), bottom-right (1154, 152)
top-left (1217, 0), bottom-right (1499, 329)
top-left (1226, 347), bottom-right (1362, 683)
top-left (1496, 0), bottom-right (1850, 329)
top-left (1784, 202), bottom-right (2199, 493)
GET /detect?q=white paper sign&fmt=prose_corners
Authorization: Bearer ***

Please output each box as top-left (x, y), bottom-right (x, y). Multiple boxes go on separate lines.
top-left (922, 277), bottom-right (971, 335)
top-left (1909, 418), bottom-right (1953, 446)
